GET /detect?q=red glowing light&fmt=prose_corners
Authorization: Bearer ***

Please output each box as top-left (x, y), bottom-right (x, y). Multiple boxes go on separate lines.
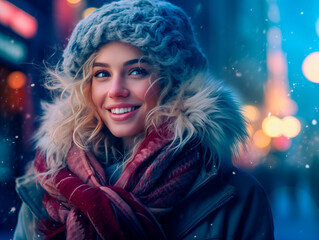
top-left (272, 136), bottom-right (291, 151)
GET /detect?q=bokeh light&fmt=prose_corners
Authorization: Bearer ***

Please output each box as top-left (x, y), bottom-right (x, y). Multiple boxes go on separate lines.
top-left (267, 27), bottom-right (282, 50)
top-left (281, 116), bottom-right (301, 138)
top-left (262, 116), bottom-right (282, 137)
top-left (243, 105), bottom-right (259, 123)
top-left (268, 4), bottom-right (280, 23)
top-left (246, 124), bottom-right (254, 137)
top-left (7, 71), bottom-right (26, 89)
top-left (253, 129), bottom-right (271, 148)
top-left (0, 1), bottom-right (38, 39)
top-left (302, 52), bottom-right (319, 83)
top-left (66, 0), bottom-right (81, 5)
top-left (82, 7), bottom-right (97, 19)
top-left (272, 136), bottom-right (291, 151)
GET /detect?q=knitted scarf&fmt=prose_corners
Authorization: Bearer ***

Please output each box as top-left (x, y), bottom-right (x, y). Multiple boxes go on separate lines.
top-left (34, 129), bottom-right (202, 240)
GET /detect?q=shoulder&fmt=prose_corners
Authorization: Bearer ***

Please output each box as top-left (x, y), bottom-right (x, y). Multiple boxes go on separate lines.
top-left (196, 167), bottom-right (274, 239)
top-left (220, 167), bottom-right (274, 223)
top-left (222, 167), bottom-right (270, 202)
top-left (15, 168), bottom-right (51, 220)
top-left (161, 167), bottom-right (274, 240)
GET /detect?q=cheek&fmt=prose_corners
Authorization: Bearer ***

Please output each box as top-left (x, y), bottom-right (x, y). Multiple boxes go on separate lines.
top-left (145, 81), bottom-right (160, 107)
top-left (91, 83), bottom-right (104, 108)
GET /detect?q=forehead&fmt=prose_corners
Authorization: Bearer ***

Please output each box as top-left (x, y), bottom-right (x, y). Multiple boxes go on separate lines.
top-left (95, 41), bottom-right (143, 63)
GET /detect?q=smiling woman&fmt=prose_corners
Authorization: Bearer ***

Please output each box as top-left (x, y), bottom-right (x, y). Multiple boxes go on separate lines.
top-left (13, 0), bottom-right (274, 239)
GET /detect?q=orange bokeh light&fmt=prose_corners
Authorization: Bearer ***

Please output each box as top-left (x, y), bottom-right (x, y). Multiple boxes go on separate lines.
top-left (82, 7), bottom-right (97, 19)
top-left (67, 0), bottom-right (81, 6)
top-left (7, 71), bottom-right (27, 89)
top-left (253, 129), bottom-right (271, 148)
top-left (243, 105), bottom-right (259, 123)
top-left (281, 116), bottom-right (301, 138)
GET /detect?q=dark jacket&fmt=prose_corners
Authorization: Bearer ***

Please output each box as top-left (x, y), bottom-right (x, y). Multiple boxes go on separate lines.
top-left (161, 167), bottom-right (274, 239)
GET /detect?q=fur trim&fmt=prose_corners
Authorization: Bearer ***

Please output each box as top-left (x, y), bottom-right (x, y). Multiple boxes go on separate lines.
top-left (34, 99), bottom-right (73, 167)
top-left (172, 73), bottom-right (248, 168)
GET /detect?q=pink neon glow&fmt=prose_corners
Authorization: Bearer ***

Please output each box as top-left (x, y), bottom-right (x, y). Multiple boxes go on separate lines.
top-left (0, 1), bottom-right (38, 38)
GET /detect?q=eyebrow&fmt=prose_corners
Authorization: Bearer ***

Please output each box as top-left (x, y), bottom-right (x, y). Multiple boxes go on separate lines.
top-left (93, 58), bottom-right (150, 68)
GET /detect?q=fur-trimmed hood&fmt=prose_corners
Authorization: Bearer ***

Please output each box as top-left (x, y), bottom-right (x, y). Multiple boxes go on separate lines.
top-left (165, 72), bottom-right (248, 169)
top-left (35, 72), bottom-right (247, 169)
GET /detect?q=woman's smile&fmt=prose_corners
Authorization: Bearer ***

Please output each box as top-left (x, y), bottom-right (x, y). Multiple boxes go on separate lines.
top-left (109, 106), bottom-right (139, 115)
top-left (106, 104), bottom-right (141, 121)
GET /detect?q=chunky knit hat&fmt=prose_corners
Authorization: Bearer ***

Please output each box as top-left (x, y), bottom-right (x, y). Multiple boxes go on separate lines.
top-left (62, 0), bottom-right (207, 82)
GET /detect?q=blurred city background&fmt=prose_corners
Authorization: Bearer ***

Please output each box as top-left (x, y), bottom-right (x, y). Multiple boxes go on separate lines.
top-left (0, 0), bottom-right (318, 239)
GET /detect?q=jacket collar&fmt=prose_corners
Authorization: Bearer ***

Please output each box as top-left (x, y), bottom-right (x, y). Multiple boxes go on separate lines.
top-left (15, 173), bottom-right (51, 220)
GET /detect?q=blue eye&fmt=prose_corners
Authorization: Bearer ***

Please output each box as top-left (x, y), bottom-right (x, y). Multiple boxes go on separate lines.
top-left (94, 71), bottom-right (110, 78)
top-left (130, 68), bottom-right (148, 76)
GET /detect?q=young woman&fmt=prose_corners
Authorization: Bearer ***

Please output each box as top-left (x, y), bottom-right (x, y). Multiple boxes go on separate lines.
top-left (14, 0), bottom-right (274, 239)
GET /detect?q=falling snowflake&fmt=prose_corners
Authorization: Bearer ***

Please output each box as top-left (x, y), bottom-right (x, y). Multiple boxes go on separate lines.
top-left (235, 72), bottom-right (242, 77)
top-left (9, 207), bottom-right (16, 214)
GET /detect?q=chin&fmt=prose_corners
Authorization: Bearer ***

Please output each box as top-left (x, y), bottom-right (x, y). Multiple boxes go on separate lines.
top-left (110, 130), bottom-right (143, 139)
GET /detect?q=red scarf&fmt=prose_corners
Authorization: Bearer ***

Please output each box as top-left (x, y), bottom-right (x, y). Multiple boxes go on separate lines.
top-left (34, 129), bottom-right (202, 239)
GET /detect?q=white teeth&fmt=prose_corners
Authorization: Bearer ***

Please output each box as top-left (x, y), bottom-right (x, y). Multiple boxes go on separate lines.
top-left (110, 107), bottom-right (136, 114)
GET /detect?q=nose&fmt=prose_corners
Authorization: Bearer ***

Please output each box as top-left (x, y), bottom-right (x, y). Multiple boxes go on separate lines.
top-left (108, 74), bottom-right (129, 98)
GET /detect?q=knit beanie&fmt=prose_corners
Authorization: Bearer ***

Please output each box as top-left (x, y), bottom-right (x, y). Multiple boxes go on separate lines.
top-left (62, 0), bottom-right (207, 82)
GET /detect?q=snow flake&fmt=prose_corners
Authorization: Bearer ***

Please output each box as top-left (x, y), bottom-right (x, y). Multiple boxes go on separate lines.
top-left (9, 207), bottom-right (16, 214)
top-left (235, 72), bottom-right (242, 77)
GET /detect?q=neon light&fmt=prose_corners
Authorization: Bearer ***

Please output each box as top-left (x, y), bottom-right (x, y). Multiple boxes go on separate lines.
top-left (0, 0), bottom-right (38, 38)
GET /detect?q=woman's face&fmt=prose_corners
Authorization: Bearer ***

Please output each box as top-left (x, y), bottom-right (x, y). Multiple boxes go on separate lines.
top-left (91, 41), bottom-right (160, 143)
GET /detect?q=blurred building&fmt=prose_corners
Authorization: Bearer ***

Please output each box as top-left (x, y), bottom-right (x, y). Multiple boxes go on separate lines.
top-left (0, 0), bottom-right (56, 233)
